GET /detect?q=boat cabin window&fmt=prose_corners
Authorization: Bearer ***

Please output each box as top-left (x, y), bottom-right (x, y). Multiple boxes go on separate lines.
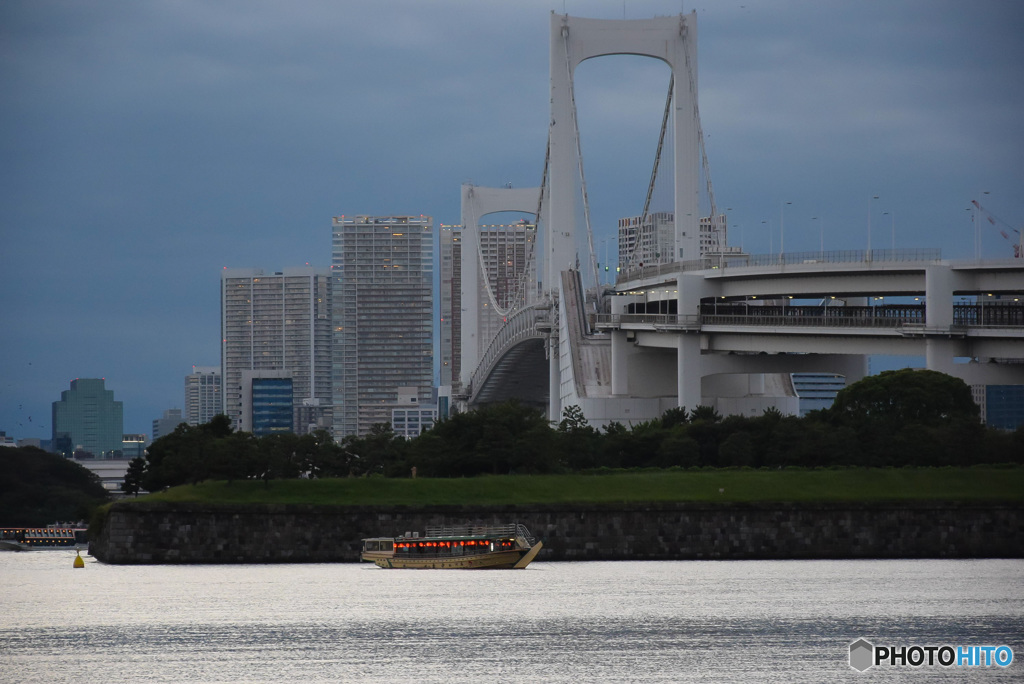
top-left (388, 536), bottom-right (524, 557)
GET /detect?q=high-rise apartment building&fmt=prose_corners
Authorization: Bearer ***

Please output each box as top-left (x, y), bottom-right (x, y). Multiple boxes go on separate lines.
top-left (220, 267), bottom-right (332, 434)
top-left (331, 215), bottom-right (433, 437)
top-left (618, 212), bottom-right (674, 268)
top-left (439, 226), bottom-right (462, 393)
top-left (185, 365), bottom-right (221, 426)
top-left (52, 378), bottom-right (124, 458)
top-left (618, 212), bottom-right (732, 268)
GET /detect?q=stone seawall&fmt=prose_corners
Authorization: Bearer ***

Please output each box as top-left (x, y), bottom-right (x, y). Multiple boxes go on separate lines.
top-left (88, 501), bottom-right (1023, 564)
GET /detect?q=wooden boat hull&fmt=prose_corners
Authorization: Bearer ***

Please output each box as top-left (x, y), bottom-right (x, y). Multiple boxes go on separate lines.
top-left (372, 542), bottom-right (543, 569)
top-left (361, 523), bottom-right (542, 569)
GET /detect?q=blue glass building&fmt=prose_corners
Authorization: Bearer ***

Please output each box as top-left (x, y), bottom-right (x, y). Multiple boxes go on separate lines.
top-left (791, 373), bottom-right (846, 416)
top-left (985, 385), bottom-right (1024, 430)
top-left (250, 377), bottom-right (294, 436)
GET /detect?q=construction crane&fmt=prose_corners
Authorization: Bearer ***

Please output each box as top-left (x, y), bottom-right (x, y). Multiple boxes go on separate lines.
top-left (971, 199), bottom-right (1022, 259)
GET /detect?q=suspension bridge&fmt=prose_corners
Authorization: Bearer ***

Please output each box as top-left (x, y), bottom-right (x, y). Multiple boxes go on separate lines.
top-left (453, 13), bottom-right (1024, 426)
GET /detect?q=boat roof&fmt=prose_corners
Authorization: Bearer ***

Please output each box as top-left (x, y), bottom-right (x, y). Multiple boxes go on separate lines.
top-left (364, 523), bottom-right (531, 543)
top-left (364, 533), bottom-right (507, 543)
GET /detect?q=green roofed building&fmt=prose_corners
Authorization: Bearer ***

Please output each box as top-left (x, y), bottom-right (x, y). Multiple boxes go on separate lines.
top-left (52, 378), bottom-right (124, 458)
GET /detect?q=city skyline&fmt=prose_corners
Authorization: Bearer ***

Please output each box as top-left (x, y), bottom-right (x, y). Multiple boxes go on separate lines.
top-left (2, 0), bottom-right (1022, 437)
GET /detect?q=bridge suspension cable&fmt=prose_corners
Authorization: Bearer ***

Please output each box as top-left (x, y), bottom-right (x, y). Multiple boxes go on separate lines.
top-left (626, 18), bottom-right (721, 268)
top-left (503, 141), bottom-right (550, 311)
top-left (466, 142), bottom-right (547, 319)
top-left (507, 139), bottom-right (548, 308)
top-left (641, 75), bottom-right (673, 226)
top-left (682, 17), bottom-right (718, 229)
top-left (562, 24), bottom-right (602, 304)
top-left (467, 190), bottom-right (518, 318)
top-left (625, 75), bottom-right (675, 269)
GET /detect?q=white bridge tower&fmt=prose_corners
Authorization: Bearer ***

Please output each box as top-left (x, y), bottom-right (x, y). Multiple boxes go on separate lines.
top-left (546, 12), bottom-right (701, 295)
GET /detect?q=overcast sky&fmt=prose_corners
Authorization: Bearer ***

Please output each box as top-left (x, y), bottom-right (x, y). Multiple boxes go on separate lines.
top-left (2, 0), bottom-right (1022, 440)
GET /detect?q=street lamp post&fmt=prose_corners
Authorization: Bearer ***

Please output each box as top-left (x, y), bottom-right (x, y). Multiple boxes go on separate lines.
top-left (867, 195), bottom-right (879, 261)
top-left (724, 208), bottom-right (732, 246)
top-left (975, 191), bottom-right (990, 260)
top-left (812, 216), bottom-right (821, 260)
top-left (890, 211), bottom-right (895, 253)
top-left (601, 238), bottom-right (609, 285)
top-left (600, 236), bottom-right (618, 285)
top-left (890, 211), bottom-right (894, 253)
top-left (966, 206), bottom-right (974, 259)
top-left (882, 211), bottom-right (895, 256)
top-left (780, 201), bottom-right (792, 264)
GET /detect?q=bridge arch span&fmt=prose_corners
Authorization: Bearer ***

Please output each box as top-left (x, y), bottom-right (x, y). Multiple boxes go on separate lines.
top-left (468, 303), bottom-right (551, 409)
top-left (469, 337), bottom-right (549, 411)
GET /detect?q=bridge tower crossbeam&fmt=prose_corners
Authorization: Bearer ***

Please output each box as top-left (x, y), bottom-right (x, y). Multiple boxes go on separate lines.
top-left (546, 12), bottom-right (702, 295)
top-left (459, 184), bottom-right (543, 392)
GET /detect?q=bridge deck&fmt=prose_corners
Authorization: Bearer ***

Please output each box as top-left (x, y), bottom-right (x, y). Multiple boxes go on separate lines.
top-left (593, 303), bottom-right (1024, 337)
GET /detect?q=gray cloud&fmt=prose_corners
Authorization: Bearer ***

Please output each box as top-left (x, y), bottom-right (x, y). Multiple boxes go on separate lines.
top-left (1, 0), bottom-right (1021, 436)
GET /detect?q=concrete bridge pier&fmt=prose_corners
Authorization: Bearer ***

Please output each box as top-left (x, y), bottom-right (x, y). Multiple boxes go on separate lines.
top-left (925, 264), bottom-right (961, 373)
top-left (548, 334), bottom-right (560, 422)
top-left (677, 272), bottom-right (705, 409)
top-left (677, 335), bottom-right (701, 410)
top-left (926, 341), bottom-right (962, 375)
top-left (611, 330), bottom-right (629, 395)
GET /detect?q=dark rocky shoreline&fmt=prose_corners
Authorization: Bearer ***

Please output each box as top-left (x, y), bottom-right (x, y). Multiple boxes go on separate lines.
top-left (89, 500), bottom-right (1023, 564)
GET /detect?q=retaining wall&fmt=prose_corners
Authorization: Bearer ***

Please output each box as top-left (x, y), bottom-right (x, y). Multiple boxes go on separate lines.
top-left (88, 501), bottom-right (1022, 564)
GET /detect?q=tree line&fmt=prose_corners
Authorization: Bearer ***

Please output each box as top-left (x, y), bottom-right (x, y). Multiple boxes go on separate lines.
top-left (1, 446), bottom-right (110, 525)
top-left (130, 369), bottom-right (1023, 492)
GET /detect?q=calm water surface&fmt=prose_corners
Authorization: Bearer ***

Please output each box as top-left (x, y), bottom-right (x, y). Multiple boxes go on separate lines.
top-left (1, 552), bottom-right (1020, 682)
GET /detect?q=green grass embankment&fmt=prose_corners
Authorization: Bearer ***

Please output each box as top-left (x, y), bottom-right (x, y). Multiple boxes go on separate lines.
top-left (130, 467), bottom-right (1024, 507)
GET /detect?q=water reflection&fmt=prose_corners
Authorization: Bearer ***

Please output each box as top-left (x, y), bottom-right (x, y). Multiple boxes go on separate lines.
top-left (1, 554), bottom-right (1020, 682)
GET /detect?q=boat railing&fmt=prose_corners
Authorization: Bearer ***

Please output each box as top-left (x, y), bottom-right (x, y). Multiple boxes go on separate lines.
top-left (422, 523), bottom-right (534, 542)
top-left (515, 523), bottom-right (537, 547)
top-left (423, 523), bottom-right (517, 538)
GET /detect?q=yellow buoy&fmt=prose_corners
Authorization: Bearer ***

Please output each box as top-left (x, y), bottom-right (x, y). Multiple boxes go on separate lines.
top-left (73, 551), bottom-right (84, 568)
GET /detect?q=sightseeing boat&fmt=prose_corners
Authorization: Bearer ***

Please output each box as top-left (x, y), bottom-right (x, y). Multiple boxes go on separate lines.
top-left (0, 527), bottom-right (86, 549)
top-left (361, 523), bottom-right (542, 569)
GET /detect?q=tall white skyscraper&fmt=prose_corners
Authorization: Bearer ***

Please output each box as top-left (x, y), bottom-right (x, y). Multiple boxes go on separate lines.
top-left (220, 267), bottom-right (332, 434)
top-left (331, 215), bottom-right (433, 438)
top-left (618, 212), bottom-right (675, 268)
top-left (185, 365), bottom-right (221, 426)
top-left (439, 225), bottom-right (462, 393)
